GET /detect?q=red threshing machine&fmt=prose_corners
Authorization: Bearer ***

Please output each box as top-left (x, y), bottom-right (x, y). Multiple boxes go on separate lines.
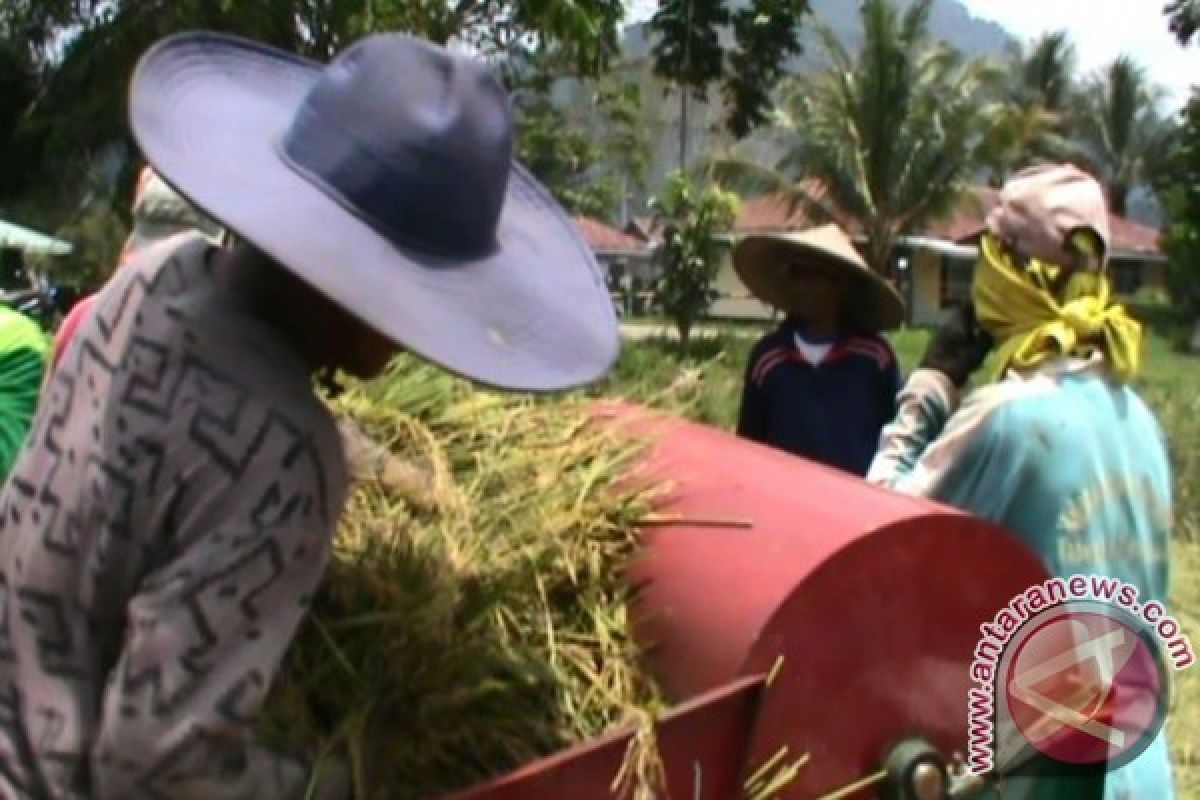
top-left (441, 403), bottom-right (1051, 800)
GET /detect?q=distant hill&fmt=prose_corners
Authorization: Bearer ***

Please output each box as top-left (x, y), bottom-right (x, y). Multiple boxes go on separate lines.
top-left (621, 0), bottom-right (1013, 64)
top-left (592, 0), bottom-right (1016, 219)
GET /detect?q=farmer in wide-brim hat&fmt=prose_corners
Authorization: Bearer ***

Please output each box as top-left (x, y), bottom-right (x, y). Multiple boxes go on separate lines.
top-left (867, 164), bottom-right (1175, 800)
top-left (0, 30), bottom-right (618, 800)
top-left (732, 223), bottom-right (905, 476)
top-left (49, 164), bottom-right (436, 507)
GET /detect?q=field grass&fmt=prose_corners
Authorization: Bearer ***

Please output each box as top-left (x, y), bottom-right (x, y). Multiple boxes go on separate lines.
top-left (595, 321), bottom-right (1200, 797)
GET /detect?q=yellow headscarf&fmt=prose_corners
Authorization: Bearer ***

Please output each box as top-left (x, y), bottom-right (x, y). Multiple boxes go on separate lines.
top-left (971, 233), bottom-right (1142, 383)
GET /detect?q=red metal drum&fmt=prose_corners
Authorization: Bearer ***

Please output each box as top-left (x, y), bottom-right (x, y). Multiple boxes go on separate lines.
top-left (600, 402), bottom-right (1052, 798)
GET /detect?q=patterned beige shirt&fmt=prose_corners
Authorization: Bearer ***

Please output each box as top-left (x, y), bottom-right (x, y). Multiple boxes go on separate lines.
top-left (0, 233), bottom-right (350, 799)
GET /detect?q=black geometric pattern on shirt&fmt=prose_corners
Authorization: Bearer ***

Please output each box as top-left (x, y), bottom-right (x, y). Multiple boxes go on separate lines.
top-left (216, 669), bottom-right (267, 726)
top-left (121, 346), bottom-right (283, 474)
top-left (16, 590), bottom-right (82, 680)
top-left (0, 369), bottom-right (77, 545)
top-left (0, 241), bottom-right (339, 798)
top-left (0, 574), bottom-right (11, 663)
top-left (137, 725), bottom-right (292, 800)
top-left (91, 254), bottom-right (191, 349)
top-left (118, 538), bottom-right (285, 717)
top-left (50, 455), bottom-right (134, 563)
top-left (37, 704), bottom-right (88, 798)
top-left (119, 335), bottom-right (172, 420)
top-left (0, 684), bottom-right (40, 796)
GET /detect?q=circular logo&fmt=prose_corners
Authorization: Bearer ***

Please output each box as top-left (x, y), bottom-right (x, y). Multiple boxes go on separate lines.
top-left (1003, 602), bottom-right (1168, 771)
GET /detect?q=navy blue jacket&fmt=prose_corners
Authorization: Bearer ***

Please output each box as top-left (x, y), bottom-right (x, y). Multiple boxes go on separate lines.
top-left (736, 323), bottom-right (900, 476)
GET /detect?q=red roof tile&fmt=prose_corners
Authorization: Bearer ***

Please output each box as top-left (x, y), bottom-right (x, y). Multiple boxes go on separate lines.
top-left (734, 193), bottom-right (814, 232)
top-left (922, 188), bottom-right (1001, 242)
top-left (722, 183), bottom-right (1161, 258)
top-left (730, 180), bottom-right (854, 234)
top-left (572, 216), bottom-right (648, 254)
top-left (1106, 215), bottom-right (1162, 256)
top-left (626, 216), bottom-right (662, 241)
top-left (927, 187), bottom-right (1162, 257)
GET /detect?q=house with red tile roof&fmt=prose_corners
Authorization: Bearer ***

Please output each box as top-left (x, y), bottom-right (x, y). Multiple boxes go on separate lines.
top-left (907, 187), bottom-right (1166, 325)
top-left (571, 215), bottom-right (658, 316)
top-left (584, 184), bottom-right (1167, 326)
top-left (701, 186), bottom-right (1167, 325)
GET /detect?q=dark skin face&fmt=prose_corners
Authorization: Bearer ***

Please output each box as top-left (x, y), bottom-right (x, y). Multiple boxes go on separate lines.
top-left (782, 259), bottom-right (849, 337)
top-left (212, 242), bottom-right (399, 381)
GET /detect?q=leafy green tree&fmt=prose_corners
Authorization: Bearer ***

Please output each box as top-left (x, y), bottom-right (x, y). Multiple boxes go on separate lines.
top-left (1073, 56), bottom-right (1173, 216)
top-left (0, 41), bottom-right (37, 199)
top-left (1014, 30), bottom-right (1078, 113)
top-left (512, 54), bottom-right (650, 221)
top-left (1166, 0), bottom-right (1200, 45)
top-left (973, 31), bottom-right (1086, 185)
top-left (649, 0), bottom-right (810, 167)
top-left (1161, 92), bottom-right (1200, 330)
top-left (0, 0), bottom-right (629, 215)
top-left (649, 171), bottom-right (739, 348)
top-left (713, 0), bottom-right (992, 278)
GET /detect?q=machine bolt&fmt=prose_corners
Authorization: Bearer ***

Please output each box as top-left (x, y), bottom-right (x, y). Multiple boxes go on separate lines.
top-left (881, 738), bottom-right (950, 800)
top-left (911, 761), bottom-right (946, 800)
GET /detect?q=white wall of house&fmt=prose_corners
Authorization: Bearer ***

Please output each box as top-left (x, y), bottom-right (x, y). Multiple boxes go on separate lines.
top-left (710, 251), bottom-right (777, 320)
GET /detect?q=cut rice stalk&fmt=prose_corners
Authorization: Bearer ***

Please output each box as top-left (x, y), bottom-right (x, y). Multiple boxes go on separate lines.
top-left (259, 356), bottom-right (672, 799)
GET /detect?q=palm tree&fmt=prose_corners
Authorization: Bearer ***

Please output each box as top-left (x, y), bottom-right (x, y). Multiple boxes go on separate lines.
top-left (976, 31), bottom-right (1081, 184)
top-left (1016, 31), bottom-right (1077, 113)
top-left (1166, 0), bottom-right (1200, 45)
top-left (1073, 56), bottom-right (1172, 216)
top-left (711, 0), bottom-right (992, 277)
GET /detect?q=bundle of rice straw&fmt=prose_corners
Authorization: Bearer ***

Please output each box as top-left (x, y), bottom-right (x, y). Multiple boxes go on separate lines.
top-left (257, 356), bottom-right (671, 800)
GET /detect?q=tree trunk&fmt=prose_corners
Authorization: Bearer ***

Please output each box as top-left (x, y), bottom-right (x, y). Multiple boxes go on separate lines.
top-left (677, 315), bottom-right (692, 354)
top-left (679, 89), bottom-right (690, 169)
top-left (1110, 182), bottom-right (1129, 217)
top-left (678, 0), bottom-right (693, 170)
top-left (866, 226), bottom-right (896, 282)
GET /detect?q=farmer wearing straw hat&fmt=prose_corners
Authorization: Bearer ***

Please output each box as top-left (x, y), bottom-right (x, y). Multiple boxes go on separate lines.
top-left (732, 223), bottom-right (904, 476)
top-left (0, 30), bottom-right (617, 800)
top-left (867, 164), bottom-right (1174, 799)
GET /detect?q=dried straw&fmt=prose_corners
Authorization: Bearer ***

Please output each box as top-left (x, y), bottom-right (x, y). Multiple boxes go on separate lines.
top-left (258, 356), bottom-right (670, 799)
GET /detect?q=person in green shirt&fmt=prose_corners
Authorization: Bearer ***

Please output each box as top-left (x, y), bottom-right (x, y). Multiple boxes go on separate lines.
top-left (0, 302), bottom-right (49, 482)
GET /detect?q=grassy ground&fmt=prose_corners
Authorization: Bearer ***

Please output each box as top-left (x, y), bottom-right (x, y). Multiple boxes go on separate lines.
top-left (593, 322), bottom-right (1200, 796)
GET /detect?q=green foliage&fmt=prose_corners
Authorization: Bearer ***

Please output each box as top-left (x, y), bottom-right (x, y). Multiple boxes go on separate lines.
top-left (40, 204), bottom-right (127, 291)
top-left (515, 101), bottom-right (617, 219)
top-left (514, 72), bottom-right (649, 220)
top-left (1166, 0), bottom-right (1200, 46)
top-left (649, 0), bottom-right (809, 139)
top-left (719, 0), bottom-right (990, 279)
top-left (649, 171), bottom-right (739, 347)
top-left (1072, 56), bottom-right (1174, 216)
top-left (975, 31), bottom-right (1082, 185)
top-left (1, 0), bottom-right (629, 215)
top-left (1135, 285), bottom-right (1174, 309)
top-left (1162, 93), bottom-right (1200, 320)
top-left (0, 41), bottom-right (37, 197)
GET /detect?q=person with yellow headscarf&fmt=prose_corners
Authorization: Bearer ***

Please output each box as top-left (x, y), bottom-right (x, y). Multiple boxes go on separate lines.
top-left (867, 165), bottom-right (1175, 800)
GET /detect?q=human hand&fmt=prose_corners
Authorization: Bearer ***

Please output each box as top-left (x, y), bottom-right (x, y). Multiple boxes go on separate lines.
top-left (918, 303), bottom-right (994, 388)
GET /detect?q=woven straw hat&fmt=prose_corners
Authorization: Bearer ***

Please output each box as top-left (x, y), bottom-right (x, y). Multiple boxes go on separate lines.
top-left (733, 224), bottom-right (906, 331)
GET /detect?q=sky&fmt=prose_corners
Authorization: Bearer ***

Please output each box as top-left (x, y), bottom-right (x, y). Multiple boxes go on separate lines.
top-left (961, 0), bottom-right (1198, 112)
top-left (624, 0), bottom-right (1199, 112)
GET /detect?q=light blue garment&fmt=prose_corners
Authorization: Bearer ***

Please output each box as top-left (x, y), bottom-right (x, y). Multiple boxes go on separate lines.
top-left (868, 356), bottom-right (1175, 800)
